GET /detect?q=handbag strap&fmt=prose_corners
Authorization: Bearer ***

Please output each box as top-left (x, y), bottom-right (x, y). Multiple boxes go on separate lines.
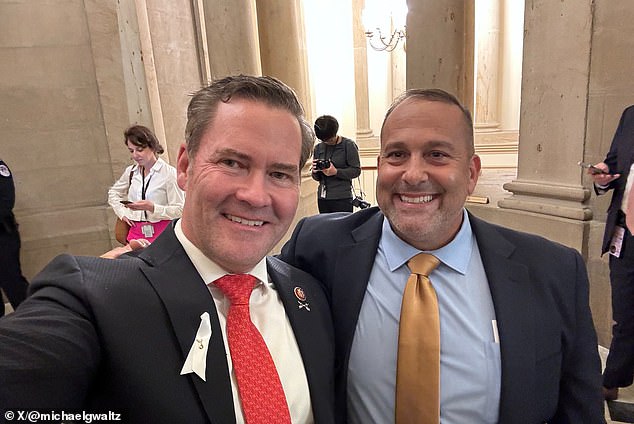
top-left (128, 166), bottom-right (135, 189)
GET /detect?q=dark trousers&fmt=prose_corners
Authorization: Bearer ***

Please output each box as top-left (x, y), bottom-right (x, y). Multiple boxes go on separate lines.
top-left (318, 198), bottom-right (353, 214)
top-left (604, 230), bottom-right (634, 388)
top-left (0, 228), bottom-right (29, 317)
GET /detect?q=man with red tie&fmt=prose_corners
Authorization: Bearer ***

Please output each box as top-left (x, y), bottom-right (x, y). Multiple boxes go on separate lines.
top-left (0, 75), bottom-right (335, 424)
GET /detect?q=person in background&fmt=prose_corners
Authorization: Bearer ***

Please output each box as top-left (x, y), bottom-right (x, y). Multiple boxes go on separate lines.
top-left (311, 115), bottom-right (361, 213)
top-left (281, 88), bottom-right (604, 423)
top-left (108, 124), bottom-right (185, 243)
top-left (0, 158), bottom-right (28, 317)
top-left (0, 75), bottom-right (335, 423)
top-left (589, 104), bottom-right (634, 401)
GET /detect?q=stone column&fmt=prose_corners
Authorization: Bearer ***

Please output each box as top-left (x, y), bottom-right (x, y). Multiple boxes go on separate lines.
top-left (200, 0), bottom-right (261, 78)
top-left (255, 0), bottom-right (312, 118)
top-left (497, 1), bottom-right (594, 237)
top-left (255, 0), bottom-right (318, 244)
top-left (352, 0), bottom-right (375, 147)
top-left (474, 0), bottom-right (500, 131)
top-left (406, 0), bottom-right (474, 110)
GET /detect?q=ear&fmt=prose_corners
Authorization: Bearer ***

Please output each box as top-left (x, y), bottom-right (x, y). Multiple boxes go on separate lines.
top-left (467, 154), bottom-right (482, 195)
top-left (376, 154), bottom-right (381, 168)
top-left (176, 143), bottom-right (189, 191)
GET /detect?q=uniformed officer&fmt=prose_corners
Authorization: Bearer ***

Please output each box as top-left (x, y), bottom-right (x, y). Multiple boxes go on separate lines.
top-left (0, 159), bottom-right (28, 316)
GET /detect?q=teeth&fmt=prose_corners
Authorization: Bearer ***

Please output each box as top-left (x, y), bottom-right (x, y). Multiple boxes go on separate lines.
top-left (226, 214), bottom-right (264, 227)
top-left (400, 195), bottom-right (433, 204)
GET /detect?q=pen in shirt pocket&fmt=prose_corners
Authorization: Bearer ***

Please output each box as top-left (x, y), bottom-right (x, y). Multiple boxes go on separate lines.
top-left (492, 320), bottom-right (500, 344)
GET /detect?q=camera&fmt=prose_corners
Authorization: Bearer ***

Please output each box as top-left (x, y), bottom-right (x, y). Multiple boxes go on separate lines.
top-left (314, 159), bottom-right (331, 170)
top-left (351, 196), bottom-right (371, 209)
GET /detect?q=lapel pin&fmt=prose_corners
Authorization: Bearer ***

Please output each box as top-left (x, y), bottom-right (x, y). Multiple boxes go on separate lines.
top-left (294, 286), bottom-right (310, 311)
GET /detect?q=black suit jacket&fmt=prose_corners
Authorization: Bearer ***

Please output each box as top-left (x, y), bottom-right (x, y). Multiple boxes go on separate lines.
top-left (0, 224), bottom-right (335, 424)
top-left (597, 105), bottom-right (634, 254)
top-left (279, 207), bottom-right (603, 424)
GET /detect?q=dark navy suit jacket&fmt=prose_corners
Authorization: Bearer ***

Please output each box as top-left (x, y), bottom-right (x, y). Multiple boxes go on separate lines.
top-left (0, 223), bottom-right (336, 424)
top-left (279, 207), bottom-right (603, 424)
top-left (597, 105), bottom-right (634, 254)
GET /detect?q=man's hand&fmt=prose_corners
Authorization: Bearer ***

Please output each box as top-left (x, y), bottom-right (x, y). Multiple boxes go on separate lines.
top-left (100, 239), bottom-right (150, 259)
top-left (588, 162), bottom-right (619, 186)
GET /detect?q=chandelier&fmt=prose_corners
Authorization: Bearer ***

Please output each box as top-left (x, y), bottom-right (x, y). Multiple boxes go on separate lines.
top-left (362, 1), bottom-right (408, 52)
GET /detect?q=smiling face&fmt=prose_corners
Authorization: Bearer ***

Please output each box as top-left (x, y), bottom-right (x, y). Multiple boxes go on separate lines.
top-left (177, 98), bottom-right (302, 273)
top-left (376, 98), bottom-right (481, 251)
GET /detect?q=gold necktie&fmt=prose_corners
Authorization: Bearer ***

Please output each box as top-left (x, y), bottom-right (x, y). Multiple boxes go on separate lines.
top-left (396, 253), bottom-right (441, 424)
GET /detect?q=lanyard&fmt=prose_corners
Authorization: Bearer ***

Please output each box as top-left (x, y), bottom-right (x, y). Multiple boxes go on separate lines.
top-left (141, 168), bottom-right (154, 200)
top-left (140, 168), bottom-right (153, 221)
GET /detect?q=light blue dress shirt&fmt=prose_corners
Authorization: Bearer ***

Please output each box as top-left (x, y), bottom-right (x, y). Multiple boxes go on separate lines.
top-left (347, 210), bottom-right (501, 423)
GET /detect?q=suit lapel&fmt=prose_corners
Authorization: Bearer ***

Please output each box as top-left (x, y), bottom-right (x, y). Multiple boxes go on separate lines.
top-left (137, 226), bottom-right (235, 424)
top-left (331, 212), bottom-right (383, 360)
top-left (470, 214), bottom-right (537, 422)
top-left (266, 256), bottom-right (335, 424)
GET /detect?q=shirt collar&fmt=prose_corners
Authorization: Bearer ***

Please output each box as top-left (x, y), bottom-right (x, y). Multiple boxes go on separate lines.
top-left (380, 209), bottom-right (473, 275)
top-left (173, 219), bottom-right (269, 285)
top-left (149, 157), bottom-right (165, 172)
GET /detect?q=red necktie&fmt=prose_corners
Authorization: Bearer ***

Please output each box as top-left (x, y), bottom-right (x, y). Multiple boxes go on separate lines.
top-left (214, 274), bottom-right (291, 424)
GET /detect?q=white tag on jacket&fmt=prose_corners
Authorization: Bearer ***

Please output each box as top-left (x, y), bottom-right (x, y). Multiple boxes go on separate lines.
top-left (180, 312), bottom-right (212, 381)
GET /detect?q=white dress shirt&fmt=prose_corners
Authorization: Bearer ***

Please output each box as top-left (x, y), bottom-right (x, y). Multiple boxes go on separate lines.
top-left (174, 220), bottom-right (314, 424)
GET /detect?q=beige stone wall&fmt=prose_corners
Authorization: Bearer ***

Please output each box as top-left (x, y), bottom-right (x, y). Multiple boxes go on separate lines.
top-left (0, 0), bottom-right (202, 279)
top-left (1, 0), bottom-right (114, 279)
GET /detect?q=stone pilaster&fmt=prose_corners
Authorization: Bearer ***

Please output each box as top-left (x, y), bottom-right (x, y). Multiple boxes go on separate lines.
top-left (497, 0), bottom-right (595, 235)
top-left (255, 0), bottom-right (312, 119)
top-left (474, 0), bottom-right (500, 131)
top-left (406, 0), bottom-right (474, 109)
top-left (352, 0), bottom-right (375, 147)
top-left (200, 0), bottom-right (261, 78)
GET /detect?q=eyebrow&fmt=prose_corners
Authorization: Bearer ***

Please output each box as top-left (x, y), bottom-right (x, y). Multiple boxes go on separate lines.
top-left (382, 140), bottom-right (457, 151)
top-left (215, 148), bottom-right (299, 173)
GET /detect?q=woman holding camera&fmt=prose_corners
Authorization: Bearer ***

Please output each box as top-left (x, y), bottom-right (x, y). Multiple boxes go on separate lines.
top-left (311, 115), bottom-right (361, 213)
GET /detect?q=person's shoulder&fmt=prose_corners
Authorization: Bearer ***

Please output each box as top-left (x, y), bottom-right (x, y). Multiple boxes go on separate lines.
top-left (295, 207), bottom-right (381, 241)
top-left (29, 253), bottom-right (145, 295)
top-left (342, 137), bottom-right (358, 147)
top-left (471, 214), bottom-right (577, 256)
top-left (301, 206), bottom-right (380, 226)
top-left (620, 105), bottom-right (634, 120)
top-left (55, 252), bottom-right (144, 274)
top-left (155, 157), bottom-right (178, 174)
top-left (267, 255), bottom-right (317, 282)
top-left (155, 157), bottom-right (169, 169)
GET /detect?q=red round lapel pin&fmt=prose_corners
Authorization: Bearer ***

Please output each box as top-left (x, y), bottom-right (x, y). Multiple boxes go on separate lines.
top-left (294, 286), bottom-right (310, 311)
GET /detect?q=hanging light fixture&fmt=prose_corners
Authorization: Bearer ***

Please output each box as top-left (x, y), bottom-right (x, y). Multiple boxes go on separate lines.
top-left (362, 0), bottom-right (407, 52)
